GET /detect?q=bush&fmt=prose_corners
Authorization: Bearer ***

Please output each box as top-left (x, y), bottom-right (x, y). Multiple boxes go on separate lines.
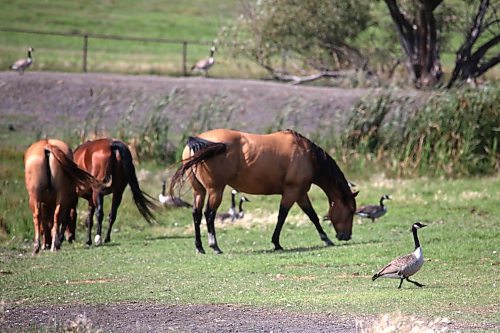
top-left (340, 85), bottom-right (500, 176)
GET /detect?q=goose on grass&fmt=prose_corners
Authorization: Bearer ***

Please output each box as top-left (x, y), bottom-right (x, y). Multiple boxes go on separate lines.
top-left (372, 222), bottom-right (427, 289)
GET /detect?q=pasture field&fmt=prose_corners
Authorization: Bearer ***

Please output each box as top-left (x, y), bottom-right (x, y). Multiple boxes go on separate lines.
top-left (0, 128), bottom-right (499, 331)
top-left (0, 0), bottom-right (270, 78)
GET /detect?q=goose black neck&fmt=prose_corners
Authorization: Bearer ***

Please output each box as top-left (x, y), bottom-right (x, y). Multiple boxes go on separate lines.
top-left (28, 51), bottom-right (32, 58)
top-left (239, 199), bottom-right (244, 212)
top-left (231, 193), bottom-right (236, 207)
top-left (412, 227), bottom-right (421, 249)
top-left (379, 197), bottom-right (385, 207)
top-left (161, 182), bottom-right (166, 195)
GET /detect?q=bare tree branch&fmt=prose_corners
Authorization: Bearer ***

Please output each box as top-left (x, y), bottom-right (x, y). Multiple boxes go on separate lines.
top-left (447, 0), bottom-right (499, 88)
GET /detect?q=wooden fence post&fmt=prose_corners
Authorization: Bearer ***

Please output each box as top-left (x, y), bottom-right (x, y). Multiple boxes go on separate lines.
top-left (83, 34), bottom-right (88, 72)
top-left (182, 41), bottom-right (188, 76)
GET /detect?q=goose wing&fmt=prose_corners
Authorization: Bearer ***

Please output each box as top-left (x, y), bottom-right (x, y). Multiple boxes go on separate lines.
top-left (355, 204), bottom-right (381, 216)
top-left (374, 253), bottom-right (414, 278)
top-left (10, 58), bottom-right (30, 70)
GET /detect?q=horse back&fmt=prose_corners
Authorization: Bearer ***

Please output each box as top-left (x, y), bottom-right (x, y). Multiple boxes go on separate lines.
top-left (74, 138), bottom-right (115, 182)
top-left (190, 129), bottom-right (316, 194)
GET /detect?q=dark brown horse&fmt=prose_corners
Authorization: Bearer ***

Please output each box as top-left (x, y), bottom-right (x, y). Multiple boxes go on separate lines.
top-left (170, 129), bottom-right (358, 254)
top-left (24, 139), bottom-right (99, 254)
top-left (73, 138), bottom-right (156, 246)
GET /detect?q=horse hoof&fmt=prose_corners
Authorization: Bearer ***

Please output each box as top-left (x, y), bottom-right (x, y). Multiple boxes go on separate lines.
top-left (274, 245), bottom-right (284, 251)
top-left (213, 248), bottom-right (224, 255)
top-left (196, 248), bottom-right (206, 254)
top-left (324, 240), bottom-right (334, 247)
top-left (95, 235), bottom-right (102, 246)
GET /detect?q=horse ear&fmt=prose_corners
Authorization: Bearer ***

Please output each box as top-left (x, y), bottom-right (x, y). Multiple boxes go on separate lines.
top-left (352, 191), bottom-right (359, 198)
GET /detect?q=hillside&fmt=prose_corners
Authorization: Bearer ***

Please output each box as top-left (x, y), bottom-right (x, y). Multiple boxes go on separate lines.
top-left (0, 71), bottom-right (376, 143)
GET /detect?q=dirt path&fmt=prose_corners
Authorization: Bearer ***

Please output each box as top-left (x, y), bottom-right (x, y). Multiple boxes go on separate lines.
top-left (3, 302), bottom-right (362, 332)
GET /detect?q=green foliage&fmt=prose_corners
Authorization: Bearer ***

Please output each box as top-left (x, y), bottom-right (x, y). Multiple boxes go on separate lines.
top-left (399, 87), bottom-right (500, 175)
top-left (220, 0), bottom-right (371, 72)
top-left (340, 85), bottom-right (500, 176)
top-left (134, 95), bottom-right (175, 164)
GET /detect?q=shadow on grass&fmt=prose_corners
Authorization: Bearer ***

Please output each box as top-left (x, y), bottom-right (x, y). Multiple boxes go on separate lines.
top-left (229, 238), bottom-right (384, 255)
top-left (145, 235), bottom-right (193, 241)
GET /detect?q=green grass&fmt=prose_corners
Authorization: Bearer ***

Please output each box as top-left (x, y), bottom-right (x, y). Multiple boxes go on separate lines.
top-left (1, 131), bottom-right (499, 329)
top-left (0, 0), bottom-right (269, 77)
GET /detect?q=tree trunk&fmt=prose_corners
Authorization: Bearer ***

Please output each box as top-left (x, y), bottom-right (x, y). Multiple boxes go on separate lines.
top-left (384, 0), bottom-right (443, 88)
top-left (447, 0), bottom-right (500, 88)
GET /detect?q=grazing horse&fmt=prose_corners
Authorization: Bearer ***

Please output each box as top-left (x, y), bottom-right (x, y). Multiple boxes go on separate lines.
top-left (24, 139), bottom-right (99, 255)
top-left (73, 138), bottom-right (156, 246)
top-left (170, 129), bottom-right (358, 254)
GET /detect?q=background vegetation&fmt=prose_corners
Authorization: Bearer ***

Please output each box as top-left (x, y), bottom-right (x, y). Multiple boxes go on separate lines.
top-left (0, 0), bottom-right (499, 331)
top-left (1, 0), bottom-right (498, 85)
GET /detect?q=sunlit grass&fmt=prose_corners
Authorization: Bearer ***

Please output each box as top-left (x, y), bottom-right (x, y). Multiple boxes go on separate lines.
top-left (1, 137), bottom-right (499, 328)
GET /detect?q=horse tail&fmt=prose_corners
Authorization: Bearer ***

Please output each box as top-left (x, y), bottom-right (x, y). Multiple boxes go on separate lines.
top-left (43, 148), bottom-right (53, 191)
top-left (169, 136), bottom-right (227, 197)
top-left (110, 140), bottom-right (156, 224)
top-left (44, 144), bottom-right (99, 190)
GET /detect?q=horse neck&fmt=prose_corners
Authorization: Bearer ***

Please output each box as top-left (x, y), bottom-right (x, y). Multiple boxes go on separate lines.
top-left (314, 177), bottom-right (342, 209)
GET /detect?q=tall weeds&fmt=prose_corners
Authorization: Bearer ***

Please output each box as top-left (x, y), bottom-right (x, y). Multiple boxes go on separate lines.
top-left (340, 86), bottom-right (499, 176)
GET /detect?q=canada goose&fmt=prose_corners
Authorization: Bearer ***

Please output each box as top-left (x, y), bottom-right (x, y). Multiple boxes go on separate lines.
top-left (355, 194), bottom-right (391, 222)
top-left (372, 222), bottom-right (427, 289)
top-left (217, 189), bottom-right (238, 222)
top-left (236, 196), bottom-right (250, 219)
top-left (159, 180), bottom-right (191, 208)
top-left (10, 47), bottom-right (34, 74)
top-left (191, 45), bottom-right (216, 76)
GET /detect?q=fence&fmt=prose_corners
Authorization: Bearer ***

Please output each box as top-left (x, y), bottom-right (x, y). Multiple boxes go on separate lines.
top-left (0, 27), bottom-right (211, 75)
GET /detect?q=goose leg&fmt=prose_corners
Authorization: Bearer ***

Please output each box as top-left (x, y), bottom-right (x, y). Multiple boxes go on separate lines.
top-left (398, 278), bottom-right (404, 289)
top-left (406, 277), bottom-right (424, 287)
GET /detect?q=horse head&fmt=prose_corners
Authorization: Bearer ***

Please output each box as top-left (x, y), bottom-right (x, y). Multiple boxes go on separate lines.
top-left (328, 190), bottom-right (358, 241)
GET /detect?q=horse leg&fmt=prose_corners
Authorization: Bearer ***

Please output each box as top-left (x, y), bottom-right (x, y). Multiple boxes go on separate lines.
top-left (191, 178), bottom-right (206, 254)
top-left (85, 205), bottom-right (96, 246)
top-left (31, 200), bottom-right (41, 255)
top-left (57, 206), bottom-right (70, 249)
top-left (204, 207), bottom-right (222, 254)
top-left (94, 193), bottom-right (105, 246)
top-left (41, 206), bottom-right (52, 250)
top-left (67, 206), bottom-right (77, 243)
top-left (205, 190), bottom-right (224, 254)
top-left (297, 194), bottom-right (334, 246)
top-left (271, 204), bottom-right (291, 251)
top-left (51, 203), bottom-right (62, 251)
top-left (105, 191), bottom-right (123, 243)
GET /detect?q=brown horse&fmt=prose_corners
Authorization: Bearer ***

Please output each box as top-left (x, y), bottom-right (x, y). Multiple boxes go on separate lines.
top-left (24, 139), bottom-right (99, 254)
top-left (170, 129), bottom-right (358, 254)
top-left (73, 138), bottom-right (156, 246)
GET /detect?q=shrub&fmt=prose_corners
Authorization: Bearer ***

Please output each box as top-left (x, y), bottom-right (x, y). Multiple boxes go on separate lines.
top-left (340, 85), bottom-right (500, 176)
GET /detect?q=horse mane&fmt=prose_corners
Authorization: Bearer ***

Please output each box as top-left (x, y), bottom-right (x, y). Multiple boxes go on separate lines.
top-left (285, 129), bottom-right (353, 204)
top-left (169, 136), bottom-right (227, 198)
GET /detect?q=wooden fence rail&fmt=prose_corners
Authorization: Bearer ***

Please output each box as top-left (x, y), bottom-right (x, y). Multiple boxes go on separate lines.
top-left (0, 27), bottom-right (211, 75)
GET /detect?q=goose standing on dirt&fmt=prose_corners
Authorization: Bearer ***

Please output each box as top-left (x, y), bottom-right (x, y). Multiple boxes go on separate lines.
top-left (159, 180), bottom-right (191, 208)
top-left (372, 222), bottom-right (427, 289)
top-left (236, 196), bottom-right (250, 220)
top-left (191, 45), bottom-right (216, 76)
top-left (355, 194), bottom-right (391, 222)
top-left (217, 189), bottom-right (238, 222)
top-left (10, 47), bottom-right (34, 74)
